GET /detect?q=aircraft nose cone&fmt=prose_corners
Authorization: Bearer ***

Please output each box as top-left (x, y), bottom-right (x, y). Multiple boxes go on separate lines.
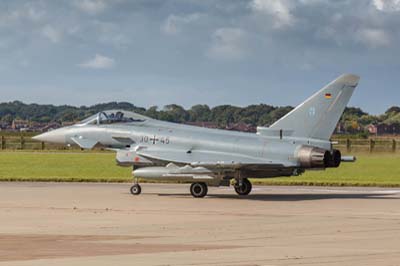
top-left (32, 129), bottom-right (66, 144)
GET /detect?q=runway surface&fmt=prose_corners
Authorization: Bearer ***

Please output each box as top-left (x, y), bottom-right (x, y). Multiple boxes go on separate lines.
top-left (0, 182), bottom-right (400, 266)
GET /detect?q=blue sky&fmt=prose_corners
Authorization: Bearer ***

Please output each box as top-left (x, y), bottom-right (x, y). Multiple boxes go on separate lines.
top-left (0, 0), bottom-right (399, 114)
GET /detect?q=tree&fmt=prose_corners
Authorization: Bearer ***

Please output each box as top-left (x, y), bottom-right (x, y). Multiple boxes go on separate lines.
top-left (188, 105), bottom-right (210, 122)
top-left (163, 104), bottom-right (189, 123)
top-left (386, 106), bottom-right (400, 114)
top-left (358, 115), bottom-right (377, 125)
top-left (0, 100), bottom-right (393, 135)
top-left (1, 114), bottom-right (13, 124)
top-left (145, 106), bottom-right (159, 119)
top-left (209, 105), bottom-right (242, 126)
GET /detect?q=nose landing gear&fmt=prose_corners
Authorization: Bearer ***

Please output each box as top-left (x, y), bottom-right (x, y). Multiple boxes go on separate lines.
top-left (130, 184), bottom-right (142, 195)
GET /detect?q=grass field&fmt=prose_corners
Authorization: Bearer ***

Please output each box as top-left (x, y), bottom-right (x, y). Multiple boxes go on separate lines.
top-left (0, 152), bottom-right (131, 182)
top-left (253, 153), bottom-right (400, 187)
top-left (0, 151), bottom-right (399, 186)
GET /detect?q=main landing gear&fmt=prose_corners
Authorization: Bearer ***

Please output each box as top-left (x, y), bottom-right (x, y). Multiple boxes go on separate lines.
top-left (189, 178), bottom-right (252, 198)
top-left (130, 176), bottom-right (142, 195)
top-left (190, 182), bottom-right (208, 198)
top-left (129, 177), bottom-right (252, 197)
top-left (234, 178), bottom-right (252, 196)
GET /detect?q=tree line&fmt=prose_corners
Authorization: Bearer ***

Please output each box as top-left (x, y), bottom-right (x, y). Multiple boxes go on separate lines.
top-left (0, 101), bottom-right (399, 132)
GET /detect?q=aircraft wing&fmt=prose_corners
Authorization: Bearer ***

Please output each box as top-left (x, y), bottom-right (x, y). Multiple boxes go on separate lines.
top-left (136, 148), bottom-right (289, 170)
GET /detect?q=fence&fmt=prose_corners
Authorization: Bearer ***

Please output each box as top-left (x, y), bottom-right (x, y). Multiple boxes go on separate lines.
top-left (0, 135), bottom-right (80, 150)
top-left (0, 135), bottom-right (399, 152)
top-left (333, 138), bottom-right (398, 153)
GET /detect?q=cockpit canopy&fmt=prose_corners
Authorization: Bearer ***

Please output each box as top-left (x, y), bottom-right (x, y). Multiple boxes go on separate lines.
top-left (78, 110), bottom-right (147, 125)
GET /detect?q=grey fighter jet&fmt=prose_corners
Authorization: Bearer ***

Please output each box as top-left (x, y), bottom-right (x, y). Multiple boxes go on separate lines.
top-left (33, 74), bottom-right (359, 197)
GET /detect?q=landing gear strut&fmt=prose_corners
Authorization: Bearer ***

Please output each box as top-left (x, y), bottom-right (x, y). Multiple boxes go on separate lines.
top-left (130, 184), bottom-right (141, 195)
top-left (130, 176), bottom-right (142, 195)
top-left (234, 178), bottom-right (252, 196)
top-left (190, 182), bottom-right (208, 198)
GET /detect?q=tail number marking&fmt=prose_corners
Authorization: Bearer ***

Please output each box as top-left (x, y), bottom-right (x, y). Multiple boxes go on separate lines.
top-left (140, 135), bottom-right (170, 145)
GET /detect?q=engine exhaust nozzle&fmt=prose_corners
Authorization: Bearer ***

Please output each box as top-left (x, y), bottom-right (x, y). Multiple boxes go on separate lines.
top-left (296, 146), bottom-right (331, 168)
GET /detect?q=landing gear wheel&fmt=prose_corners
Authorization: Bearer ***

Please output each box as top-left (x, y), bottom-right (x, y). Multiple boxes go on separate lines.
top-left (234, 178), bottom-right (252, 196)
top-left (130, 184), bottom-right (142, 195)
top-left (190, 182), bottom-right (208, 198)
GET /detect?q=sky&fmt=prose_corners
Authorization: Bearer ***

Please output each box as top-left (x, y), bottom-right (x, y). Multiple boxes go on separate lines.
top-left (0, 0), bottom-right (399, 114)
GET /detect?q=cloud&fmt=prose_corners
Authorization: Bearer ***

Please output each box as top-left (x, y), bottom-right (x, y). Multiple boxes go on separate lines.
top-left (356, 28), bottom-right (391, 48)
top-left (298, 0), bottom-right (329, 4)
top-left (207, 28), bottom-right (247, 60)
top-left (372, 0), bottom-right (400, 12)
top-left (20, 2), bottom-right (45, 21)
top-left (161, 13), bottom-right (201, 35)
top-left (250, 0), bottom-right (295, 29)
top-left (79, 54), bottom-right (115, 69)
top-left (91, 20), bottom-right (130, 48)
top-left (41, 25), bottom-right (62, 43)
top-left (0, 2), bottom-right (45, 26)
top-left (73, 0), bottom-right (107, 14)
top-left (1, 0), bottom-right (400, 115)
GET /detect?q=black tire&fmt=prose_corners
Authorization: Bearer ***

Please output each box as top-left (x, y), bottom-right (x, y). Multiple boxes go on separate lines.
top-left (190, 182), bottom-right (208, 198)
top-left (234, 178), bottom-right (252, 196)
top-left (130, 184), bottom-right (142, 195)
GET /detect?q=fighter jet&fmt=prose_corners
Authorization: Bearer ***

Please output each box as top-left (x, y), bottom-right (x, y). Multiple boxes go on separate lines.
top-left (33, 74), bottom-right (359, 197)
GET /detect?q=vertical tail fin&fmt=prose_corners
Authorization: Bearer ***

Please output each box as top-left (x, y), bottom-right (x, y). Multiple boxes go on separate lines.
top-left (270, 74), bottom-right (360, 140)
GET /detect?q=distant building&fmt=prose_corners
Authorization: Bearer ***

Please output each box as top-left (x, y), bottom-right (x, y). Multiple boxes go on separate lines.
top-left (367, 123), bottom-right (400, 135)
top-left (226, 122), bottom-right (256, 133)
top-left (11, 119), bottom-right (29, 131)
top-left (0, 122), bottom-right (9, 130)
top-left (61, 121), bottom-right (75, 127)
top-left (40, 122), bottom-right (61, 132)
top-left (0, 119), bottom-right (66, 132)
top-left (186, 122), bottom-right (218, 129)
top-left (367, 124), bottom-right (378, 135)
top-left (334, 122), bottom-right (346, 134)
top-left (185, 121), bottom-right (256, 132)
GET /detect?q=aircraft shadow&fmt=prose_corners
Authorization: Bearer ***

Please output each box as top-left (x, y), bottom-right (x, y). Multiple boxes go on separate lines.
top-left (154, 193), bottom-right (398, 202)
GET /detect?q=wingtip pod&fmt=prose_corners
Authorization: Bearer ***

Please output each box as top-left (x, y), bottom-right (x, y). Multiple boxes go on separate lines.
top-left (335, 74), bottom-right (360, 87)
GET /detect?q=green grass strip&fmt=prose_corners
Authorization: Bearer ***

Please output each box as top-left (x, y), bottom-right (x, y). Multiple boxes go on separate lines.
top-left (0, 151), bottom-right (399, 187)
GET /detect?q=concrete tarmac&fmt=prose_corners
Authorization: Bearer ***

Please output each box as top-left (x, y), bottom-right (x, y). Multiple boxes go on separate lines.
top-left (0, 182), bottom-right (400, 266)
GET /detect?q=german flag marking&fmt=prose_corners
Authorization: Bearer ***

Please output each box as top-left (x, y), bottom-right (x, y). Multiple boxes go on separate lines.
top-left (325, 93), bottom-right (332, 99)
